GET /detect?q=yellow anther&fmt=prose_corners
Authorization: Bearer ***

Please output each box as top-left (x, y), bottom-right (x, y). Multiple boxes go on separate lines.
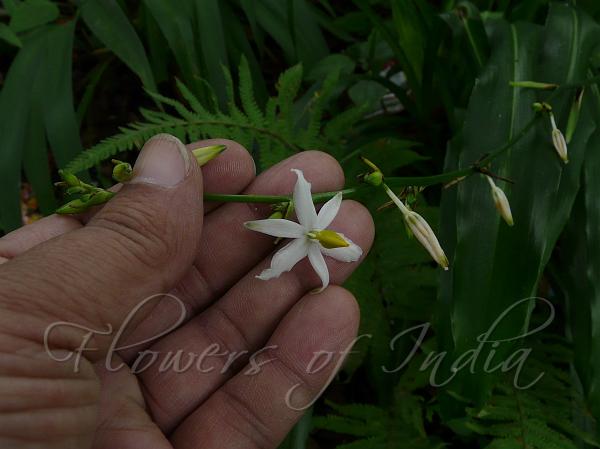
top-left (309, 230), bottom-right (349, 249)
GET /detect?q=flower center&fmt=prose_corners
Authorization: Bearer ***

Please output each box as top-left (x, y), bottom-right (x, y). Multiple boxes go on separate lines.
top-left (307, 229), bottom-right (349, 249)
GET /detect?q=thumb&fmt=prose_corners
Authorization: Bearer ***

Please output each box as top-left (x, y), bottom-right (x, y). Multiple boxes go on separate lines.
top-left (0, 133), bottom-right (203, 356)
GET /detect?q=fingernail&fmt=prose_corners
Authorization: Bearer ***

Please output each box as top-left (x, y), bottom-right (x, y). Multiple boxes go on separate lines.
top-left (131, 134), bottom-right (190, 186)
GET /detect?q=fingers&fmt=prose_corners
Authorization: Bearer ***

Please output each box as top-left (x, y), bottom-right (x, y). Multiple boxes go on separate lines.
top-left (190, 139), bottom-right (255, 213)
top-left (115, 151), bottom-right (346, 364)
top-left (0, 215), bottom-right (82, 263)
top-left (171, 151), bottom-right (345, 309)
top-left (0, 134), bottom-right (203, 358)
top-left (170, 286), bottom-right (361, 449)
top-left (92, 357), bottom-right (171, 449)
top-left (136, 200), bottom-right (374, 432)
top-left (0, 138), bottom-right (255, 262)
top-left (0, 350), bottom-right (99, 449)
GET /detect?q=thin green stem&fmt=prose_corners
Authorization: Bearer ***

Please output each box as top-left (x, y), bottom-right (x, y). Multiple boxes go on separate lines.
top-left (203, 75), bottom-right (600, 204)
top-left (204, 187), bottom-right (365, 205)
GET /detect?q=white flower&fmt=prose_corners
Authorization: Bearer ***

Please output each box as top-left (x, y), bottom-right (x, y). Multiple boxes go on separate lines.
top-left (244, 169), bottom-right (362, 291)
top-left (485, 175), bottom-right (514, 226)
top-left (549, 113), bottom-right (569, 164)
top-left (383, 184), bottom-right (449, 271)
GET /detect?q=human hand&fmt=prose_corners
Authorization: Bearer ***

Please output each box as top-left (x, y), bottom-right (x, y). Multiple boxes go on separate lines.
top-left (0, 135), bottom-right (374, 449)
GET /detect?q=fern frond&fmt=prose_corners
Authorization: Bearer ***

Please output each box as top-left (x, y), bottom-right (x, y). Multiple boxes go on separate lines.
top-left (238, 56), bottom-right (264, 127)
top-left (463, 335), bottom-right (599, 449)
top-left (65, 60), bottom-right (364, 174)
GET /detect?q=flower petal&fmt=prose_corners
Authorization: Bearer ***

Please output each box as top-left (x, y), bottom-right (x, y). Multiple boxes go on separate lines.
top-left (256, 238), bottom-right (309, 280)
top-left (308, 243), bottom-right (329, 292)
top-left (244, 219), bottom-right (305, 238)
top-left (316, 192), bottom-right (342, 229)
top-left (291, 169), bottom-right (317, 229)
top-left (321, 234), bottom-right (362, 262)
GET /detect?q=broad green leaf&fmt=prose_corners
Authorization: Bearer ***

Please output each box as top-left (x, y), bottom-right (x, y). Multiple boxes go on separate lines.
top-left (553, 129), bottom-right (600, 422)
top-left (0, 22), bottom-right (22, 47)
top-left (41, 22), bottom-right (83, 169)
top-left (8, 0), bottom-right (58, 33)
top-left (3, 0), bottom-right (17, 14)
top-left (142, 0), bottom-right (202, 96)
top-left (391, 0), bottom-right (426, 84)
top-left (23, 103), bottom-right (55, 215)
top-left (0, 29), bottom-right (47, 231)
top-left (193, 0), bottom-right (229, 107)
top-left (76, 59), bottom-right (110, 124)
top-left (81, 0), bottom-right (157, 93)
top-left (306, 54), bottom-right (355, 83)
top-left (442, 4), bottom-right (600, 405)
top-left (290, 0), bottom-right (329, 70)
top-left (254, 0), bottom-right (295, 61)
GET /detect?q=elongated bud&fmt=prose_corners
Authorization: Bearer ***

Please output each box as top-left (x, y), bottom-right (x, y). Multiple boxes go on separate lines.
top-left (549, 113), bottom-right (569, 164)
top-left (65, 186), bottom-right (87, 195)
top-left (192, 144), bottom-right (227, 166)
top-left (308, 230), bottom-right (350, 249)
top-left (56, 198), bottom-right (88, 215)
top-left (112, 159), bottom-right (133, 182)
top-left (87, 190), bottom-right (115, 206)
top-left (510, 81), bottom-right (558, 90)
top-left (405, 212), bottom-right (449, 270)
top-left (59, 170), bottom-right (80, 187)
top-left (55, 190), bottom-right (115, 215)
top-left (383, 184), bottom-right (449, 270)
top-left (485, 176), bottom-right (514, 226)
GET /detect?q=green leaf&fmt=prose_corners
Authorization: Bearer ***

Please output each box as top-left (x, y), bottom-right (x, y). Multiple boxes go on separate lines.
top-left (76, 59), bottom-right (110, 125)
top-left (0, 22), bottom-right (22, 47)
top-left (254, 0), bottom-right (295, 61)
top-left (23, 105), bottom-right (55, 215)
top-left (306, 54), bottom-right (355, 83)
top-left (142, 0), bottom-right (202, 96)
top-left (391, 0), bottom-right (426, 84)
top-left (40, 22), bottom-right (84, 169)
top-left (0, 29), bottom-right (47, 231)
top-left (8, 0), bottom-right (58, 33)
top-left (442, 5), bottom-right (600, 406)
top-left (192, 0), bottom-right (229, 107)
top-left (81, 0), bottom-right (157, 92)
top-left (289, 0), bottom-right (329, 69)
top-left (553, 128), bottom-right (600, 423)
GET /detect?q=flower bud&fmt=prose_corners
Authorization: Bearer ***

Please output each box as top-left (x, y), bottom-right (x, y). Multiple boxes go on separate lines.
top-left (485, 176), bottom-right (514, 226)
top-left (112, 159), bottom-right (133, 182)
top-left (192, 144), bottom-right (227, 166)
top-left (405, 211), bottom-right (449, 270)
top-left (59, 170), bottom-right (80, 187)
top-left (383, 184), bottom-right (449, 270)
top-left (364, 170), bottom-right (383, 186)
top-left (510, 81), bottom-right (558, 90)
top-left (550, 113), bottom-right (569, 164)
top-left (55, 190), bottom-right (115, 215)
top-left (56, 198), bottom-right (88, 215)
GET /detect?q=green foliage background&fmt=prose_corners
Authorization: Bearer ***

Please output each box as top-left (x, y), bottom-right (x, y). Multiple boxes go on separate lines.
top-left (2, 0), bottom-right (600, 447)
